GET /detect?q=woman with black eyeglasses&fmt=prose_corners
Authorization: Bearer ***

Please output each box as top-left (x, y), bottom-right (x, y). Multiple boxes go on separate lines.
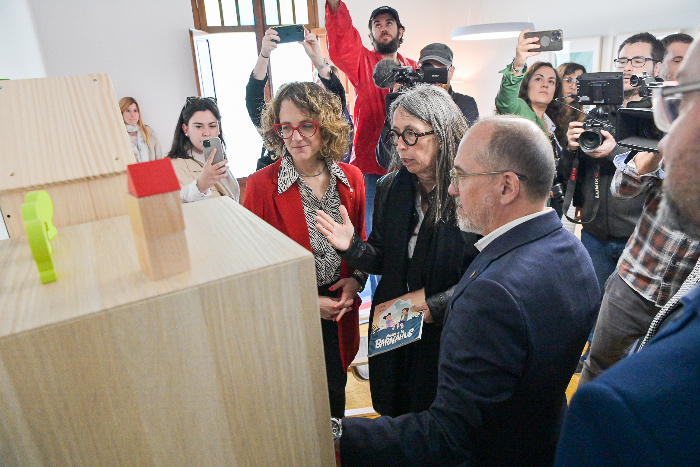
top-left (315, 84), bottom-right (480, 417)
top-left (167, 97), bottom-right (240, 202)
top-left (243, 81), bottom-right (365, 418)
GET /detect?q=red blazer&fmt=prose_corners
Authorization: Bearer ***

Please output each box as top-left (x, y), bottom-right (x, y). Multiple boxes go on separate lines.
top-left (243, 159), bottom-right (367, 370)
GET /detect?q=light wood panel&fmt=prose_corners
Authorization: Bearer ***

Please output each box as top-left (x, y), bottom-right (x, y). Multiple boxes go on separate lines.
top-left (0, 197), bottom-right (335, 466)
top-left (0, 74), bottom-right (136, 237)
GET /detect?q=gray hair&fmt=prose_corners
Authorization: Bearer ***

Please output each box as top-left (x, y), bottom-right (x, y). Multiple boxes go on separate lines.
top-left (472, 115), bottom-right (555, 203)
top-left (388, 84), bottom-right (468, 225)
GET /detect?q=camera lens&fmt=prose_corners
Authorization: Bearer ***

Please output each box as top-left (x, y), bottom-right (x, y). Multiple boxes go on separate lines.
top-left (579, 129), bottom-right (603, 154)
top-left (203, 140), bottom-right (210, 148)
top-left (552, 31), bottom-right (561, 41)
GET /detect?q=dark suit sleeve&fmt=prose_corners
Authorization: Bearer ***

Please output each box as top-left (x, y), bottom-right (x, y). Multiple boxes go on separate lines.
top-left (555, 381), bottom-right (659, 467)
top-left (340, 278), bottom-right (528, 467)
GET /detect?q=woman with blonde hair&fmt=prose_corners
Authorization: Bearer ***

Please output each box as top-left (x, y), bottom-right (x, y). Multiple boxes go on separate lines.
top-left (243, 81), bottom-right (366, 418)
top-left (119, 97), bottom-right (162, 162)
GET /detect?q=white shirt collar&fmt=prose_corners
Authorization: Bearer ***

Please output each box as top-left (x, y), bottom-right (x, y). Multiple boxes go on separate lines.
top-left (475, 208), bottom-right (551, 251)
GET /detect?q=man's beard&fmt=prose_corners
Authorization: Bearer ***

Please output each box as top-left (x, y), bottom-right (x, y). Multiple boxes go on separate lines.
top-left (658, 190), bottom-right (700, 241)
top-left (373, 34), bottom-right (400, 54)
top-left (456, 192), bottom-right (495, 235)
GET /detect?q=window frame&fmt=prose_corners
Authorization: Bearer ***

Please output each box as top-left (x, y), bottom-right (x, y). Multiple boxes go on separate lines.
top-left (190, 0), bottom-right (319, 53)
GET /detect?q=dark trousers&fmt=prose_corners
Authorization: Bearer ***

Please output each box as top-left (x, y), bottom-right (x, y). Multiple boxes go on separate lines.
top-left (580, 272), bottom-right (660, 384)
top-left (321, 319), bottom-right (347, 418)
top-left (319, 284), bottom-right (347, 418)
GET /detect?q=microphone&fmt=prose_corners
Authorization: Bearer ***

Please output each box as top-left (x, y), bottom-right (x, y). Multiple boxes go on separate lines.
top-left (373, 59), bottom-right (401, 89)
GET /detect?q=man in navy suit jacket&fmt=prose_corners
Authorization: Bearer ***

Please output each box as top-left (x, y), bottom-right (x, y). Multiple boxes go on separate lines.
top-left (555, 35), bottom-right (700, 467)
top-left (336, 116), bottom-right (600, 467)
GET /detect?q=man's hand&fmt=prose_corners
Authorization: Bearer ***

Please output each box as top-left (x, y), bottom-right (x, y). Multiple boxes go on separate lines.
top-left (633, 151), bottom-right (663, 175)
top-left (567, 121), bottom-right (616, 159)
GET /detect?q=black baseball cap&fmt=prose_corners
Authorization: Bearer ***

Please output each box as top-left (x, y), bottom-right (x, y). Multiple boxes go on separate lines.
top-left (418, 43), bottom-right (454, 67)
top-left (368, 6), bottom-right (402, 28)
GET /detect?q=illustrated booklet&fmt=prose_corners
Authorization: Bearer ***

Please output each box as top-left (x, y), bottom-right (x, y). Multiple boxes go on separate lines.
top-left (368, 289), bottom-right (425, 357)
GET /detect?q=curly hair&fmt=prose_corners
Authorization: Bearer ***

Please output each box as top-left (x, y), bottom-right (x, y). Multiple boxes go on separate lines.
top-left (260, 82), bottom-right (351, 161)
top-left (518, 62), bottom-right (565, 143)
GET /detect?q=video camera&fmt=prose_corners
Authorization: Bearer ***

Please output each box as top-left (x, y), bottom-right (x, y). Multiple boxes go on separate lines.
top-left (372, 59), bottom-right (449, 91)
top-left (573, 72), bottom-right (665, 154)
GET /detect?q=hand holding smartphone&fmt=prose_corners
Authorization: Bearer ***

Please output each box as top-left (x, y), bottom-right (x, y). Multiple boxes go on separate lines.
top-left (523, 30), bottom-right (564, 52)
top-left (202, 137), bottom-right (227, 166)
top-left (271, 24), bottom-right (305, 43)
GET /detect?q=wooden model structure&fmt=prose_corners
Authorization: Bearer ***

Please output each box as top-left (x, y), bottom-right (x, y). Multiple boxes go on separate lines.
top-left (125, 159), bottom-right (190, 280)
top-left (0, 197), bottom-right (335, 466)
top-left (0, 73), bottom-right (135, 238)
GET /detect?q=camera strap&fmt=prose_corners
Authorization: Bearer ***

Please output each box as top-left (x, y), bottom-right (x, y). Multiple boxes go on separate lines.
top-left (562, 155), bottom-right (600, 225)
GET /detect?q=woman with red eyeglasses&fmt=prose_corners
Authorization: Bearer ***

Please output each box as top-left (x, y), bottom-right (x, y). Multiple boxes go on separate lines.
top-left (243, 81), bottom-right (366, 418)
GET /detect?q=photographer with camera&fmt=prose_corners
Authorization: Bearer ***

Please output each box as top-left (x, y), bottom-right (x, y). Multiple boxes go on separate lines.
top-left (561, 32), bottom-right (664, 370)
top-left (376, 43), bottom-right (479, 169)
top-left (578, 33), bottom-right (700, 385)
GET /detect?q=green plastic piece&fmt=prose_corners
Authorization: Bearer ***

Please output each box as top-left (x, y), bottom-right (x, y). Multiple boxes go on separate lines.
top-left (22, 190), bottom-right (58, 284)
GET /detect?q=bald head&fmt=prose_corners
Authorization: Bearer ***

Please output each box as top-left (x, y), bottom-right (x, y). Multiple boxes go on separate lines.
top-left (449, 116), bottom-right (555, 235)
top-left (469, 116), bottom-right (555, 203)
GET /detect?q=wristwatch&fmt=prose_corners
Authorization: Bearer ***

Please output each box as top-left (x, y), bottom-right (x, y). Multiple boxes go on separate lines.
top-left (331, 417), bottom-right (343, 441)
top-left (317, 58), bottom-right (330, 70)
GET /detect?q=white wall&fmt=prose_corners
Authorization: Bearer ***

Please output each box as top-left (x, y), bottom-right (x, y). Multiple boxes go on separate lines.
top-left (318, 0), bottom-right (700, 117)
top-left (0, 0), bottom-right (47, 80)
top-left (27, 0), bottom-right (198, 147)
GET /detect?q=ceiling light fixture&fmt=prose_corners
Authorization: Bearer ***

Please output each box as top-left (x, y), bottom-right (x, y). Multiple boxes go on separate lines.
top-left (451, 22), bottom-right (535, 41)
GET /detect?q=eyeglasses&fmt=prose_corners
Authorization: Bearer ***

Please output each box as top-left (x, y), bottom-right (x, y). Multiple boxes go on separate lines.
top-left (186, 96), bottom-right (217, 105)
top-left (449, 168), bottom-right (528, 188)
top-left (387, 128), bottom-right (435, 146)
top-left (563, 77), bottom-right (578, 85)
top-left (652, 81), bottom-right (700, 132)
top-left (613, 57), bottom-right (657, 68)
top-left (273, 121), bottom-right (319, 139)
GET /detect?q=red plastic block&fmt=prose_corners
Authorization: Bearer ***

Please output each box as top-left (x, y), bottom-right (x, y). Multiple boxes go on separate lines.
top-left (127, 159), bottom-right (180, 198)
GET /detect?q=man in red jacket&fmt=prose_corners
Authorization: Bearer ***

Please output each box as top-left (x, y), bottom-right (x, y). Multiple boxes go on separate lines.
top-left (325, 1), bottom-right (416, 235)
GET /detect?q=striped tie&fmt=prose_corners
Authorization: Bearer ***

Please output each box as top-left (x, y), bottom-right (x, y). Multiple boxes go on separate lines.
top-left (638, 259), bottom-right (700, 351)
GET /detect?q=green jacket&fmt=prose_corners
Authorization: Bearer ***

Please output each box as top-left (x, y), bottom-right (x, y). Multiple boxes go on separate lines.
top-left (495, 64), bottom-right (549, 136)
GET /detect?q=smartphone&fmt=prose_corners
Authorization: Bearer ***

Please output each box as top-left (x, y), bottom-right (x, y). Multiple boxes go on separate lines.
top-left (272, 24), bottom-right (305, 44)
top-left (524, 29), bottom-right (564, 52)
top-left (202, 137), bottom-right (226, 166)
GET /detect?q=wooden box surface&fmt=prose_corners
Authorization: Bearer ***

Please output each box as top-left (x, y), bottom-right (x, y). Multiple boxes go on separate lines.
top-left (0, 197), bottom-right (334, 466)
top-left (0, 73), bottom-right (136, 237)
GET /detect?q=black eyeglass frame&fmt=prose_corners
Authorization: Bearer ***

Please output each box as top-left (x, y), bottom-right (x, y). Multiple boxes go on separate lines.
top-left (613, 56), bottom-right (658, 68)
top-left (387, 128), bottom-right (435, 147)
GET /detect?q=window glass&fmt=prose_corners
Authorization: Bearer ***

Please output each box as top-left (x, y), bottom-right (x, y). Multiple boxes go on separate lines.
top-left (221, 0), bottom-right (239, 26)
top-left (269, 42), bottom-right (314, 95)
top-left (203, 0), bottom-right (222, 26)
top-left (264, 0), bottom-right (280, 25)
top-left (279, 0), bottom-right (294, 24)
top-left (206, 32), bottom-right (264, 176)
top-left (294, 0), bottom-right (309, 25)
top-left (238, 0), bottom-right (255, 26)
